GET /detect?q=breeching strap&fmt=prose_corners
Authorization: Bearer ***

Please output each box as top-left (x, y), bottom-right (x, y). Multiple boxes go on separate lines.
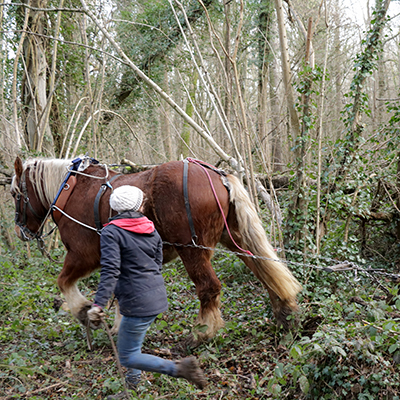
top-left (186, 158), bottom-right (253, 257)
top-left (183, 159), bottom-right (198, 244)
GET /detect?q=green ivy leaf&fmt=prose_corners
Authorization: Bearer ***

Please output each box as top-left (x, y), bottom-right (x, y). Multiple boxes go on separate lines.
top-left (299, 375), bottom-right (310, 394)
top-left (389, 344), bottom-right (398, 354)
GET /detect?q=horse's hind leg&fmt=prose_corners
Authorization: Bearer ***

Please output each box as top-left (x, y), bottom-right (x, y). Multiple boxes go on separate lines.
top-left (176, 247), bottom-right (224, 346)
top-left (238, 255), bottom-right (297, 328)
top-left (220, 230), bottom-right (299, 329)
top-left (57, 253), bottom-right (93, 325)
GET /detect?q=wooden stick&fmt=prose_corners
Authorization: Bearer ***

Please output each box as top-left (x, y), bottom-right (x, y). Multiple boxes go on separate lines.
top-left (101, 316), bottom-right (131, 400)
top-left (86, 320), bottom-right (93, 351)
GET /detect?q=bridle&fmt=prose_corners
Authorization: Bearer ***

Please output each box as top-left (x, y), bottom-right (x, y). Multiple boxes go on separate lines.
top-left (13, 158), bottom-right (118, 244)
top-left (14, 170), bottom-right (51, 242)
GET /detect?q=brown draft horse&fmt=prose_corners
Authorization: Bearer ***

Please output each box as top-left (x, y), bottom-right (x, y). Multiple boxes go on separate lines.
top-left (11, 156), bottom-right (301, 343)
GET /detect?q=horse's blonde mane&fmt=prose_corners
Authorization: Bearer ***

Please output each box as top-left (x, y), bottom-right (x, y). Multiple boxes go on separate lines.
top-left (14, 158), bottom-right (72, 207)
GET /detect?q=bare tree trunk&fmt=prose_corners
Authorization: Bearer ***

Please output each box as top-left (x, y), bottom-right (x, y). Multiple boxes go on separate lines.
top-left (80, 14), bottom-right (98, 158)
top-left (161, 66), bottom-right (173, 161)
top-left (179, 69), bottom-right (198, 160)
top-left (38, 0), bottom-right (64, 154)
top-left (0, 199), bottom-right (15, 251)
top-left (223, 0), bottom-right (232, 152)
top-left (269, 54), bottom-right (283, 173)
top-left (273, 0), bottom-right (301, 145)
top-left (12, 2), bottom-right (31, 149)
top-left (257, 0), bottom-right (274, 170)
top-left (21, 0), bottom-right (53, 152)
top-left (0, 3), bottom-right (13, 157)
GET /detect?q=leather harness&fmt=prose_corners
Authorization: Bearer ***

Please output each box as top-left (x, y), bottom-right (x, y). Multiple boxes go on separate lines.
top-left (93, 174), bottom-right (122, 231)
top-left (183, 159), bottom-right (197, 244)
top-left (50, 158), bottom-right (122, 232)
top-left (183, 158), bottom-right (227, 245)
top-left (52, 158), bottom-right (223, 238)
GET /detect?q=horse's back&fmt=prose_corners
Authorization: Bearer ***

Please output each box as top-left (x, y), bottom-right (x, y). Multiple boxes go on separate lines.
top-left (134, 161), bottom-right (230, 246)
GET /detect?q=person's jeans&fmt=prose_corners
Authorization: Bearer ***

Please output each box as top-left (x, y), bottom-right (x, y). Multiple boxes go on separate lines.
top-left (117, 315), bottom-right (177, 384)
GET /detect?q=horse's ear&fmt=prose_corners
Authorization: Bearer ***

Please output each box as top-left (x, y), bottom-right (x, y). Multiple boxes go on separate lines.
top-left (14, 156), bottom-right (24, 180)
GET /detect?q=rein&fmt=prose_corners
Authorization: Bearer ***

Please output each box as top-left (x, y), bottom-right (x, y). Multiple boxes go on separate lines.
top-left (15, 158), bottom-right (120, 260)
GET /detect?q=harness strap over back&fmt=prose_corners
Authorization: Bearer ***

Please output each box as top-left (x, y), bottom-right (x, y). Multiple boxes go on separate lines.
top-left (93, 174), bottom-right (122, 231)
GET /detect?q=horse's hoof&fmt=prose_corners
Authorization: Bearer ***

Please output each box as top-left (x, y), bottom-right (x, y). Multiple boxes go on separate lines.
top-left (183, 332), bottom-right (211, 350)
top-left (276, 308), bottom-right (300, 331)
top-left (183, 334), bottom-right (201, 350)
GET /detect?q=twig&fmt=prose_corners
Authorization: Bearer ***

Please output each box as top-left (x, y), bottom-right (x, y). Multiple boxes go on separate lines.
top-left (24, 382), bottom-right (65, 396)
top-left (361, 320), bottom-right (400, 336)
top-left (101, 317), bottom-right (131, 399)
top-left (86, 320), bottom-right (93, 351)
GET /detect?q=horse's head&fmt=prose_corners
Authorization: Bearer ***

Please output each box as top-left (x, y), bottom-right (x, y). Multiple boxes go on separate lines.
top-left (11, 157), bottom-right (48, 241)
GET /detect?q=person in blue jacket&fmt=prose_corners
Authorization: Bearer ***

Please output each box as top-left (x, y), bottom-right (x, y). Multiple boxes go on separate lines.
top-left (87, 185), bottom-right (206, 393)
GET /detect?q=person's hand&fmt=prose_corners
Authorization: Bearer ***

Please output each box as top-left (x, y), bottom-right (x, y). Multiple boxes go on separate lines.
top-left (87, 304), bottom-right (104, 329)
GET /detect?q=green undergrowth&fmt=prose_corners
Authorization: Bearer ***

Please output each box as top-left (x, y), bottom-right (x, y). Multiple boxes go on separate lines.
top-left (1, 243), bottom-right (400, 399)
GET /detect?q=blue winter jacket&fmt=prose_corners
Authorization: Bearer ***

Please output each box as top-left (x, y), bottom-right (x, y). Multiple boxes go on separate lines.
top-left (94, 211), bottom-right (168, 317)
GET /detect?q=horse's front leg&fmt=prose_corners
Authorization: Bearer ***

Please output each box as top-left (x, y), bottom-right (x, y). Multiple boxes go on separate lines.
top-left (57, 253), bottom-right (94, 326)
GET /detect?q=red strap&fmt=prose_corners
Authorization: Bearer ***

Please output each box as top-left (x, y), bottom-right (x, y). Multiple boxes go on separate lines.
top-left (187, 158), bottom-right (253, 256)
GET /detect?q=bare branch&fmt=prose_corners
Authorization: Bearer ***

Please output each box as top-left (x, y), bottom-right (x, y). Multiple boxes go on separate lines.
top-left (0, 3), bottom-right (83, 13)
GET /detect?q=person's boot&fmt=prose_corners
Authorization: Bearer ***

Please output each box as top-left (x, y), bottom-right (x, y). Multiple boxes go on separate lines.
top-left (175, 356), bottom-right (207, 389)
top-left (125, 369), bottom-right (141, 389)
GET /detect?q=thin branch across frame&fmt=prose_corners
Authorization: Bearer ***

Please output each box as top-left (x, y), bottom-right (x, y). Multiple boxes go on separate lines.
top-left (1, 29), bottom-right (128, 66)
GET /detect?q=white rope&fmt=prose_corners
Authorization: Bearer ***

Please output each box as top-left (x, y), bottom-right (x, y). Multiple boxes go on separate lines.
top-left (67, 164), bottom-right (110, 180)
top-left (51, 205), bottom-right (100, 233)
top-left (162, 241), bottom-right (400, 282)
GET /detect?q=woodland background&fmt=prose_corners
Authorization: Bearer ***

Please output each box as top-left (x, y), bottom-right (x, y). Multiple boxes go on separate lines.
top-left (1, 0), bottom-right (400, 399)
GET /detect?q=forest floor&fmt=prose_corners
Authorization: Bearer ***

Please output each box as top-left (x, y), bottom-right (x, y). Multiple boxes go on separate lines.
top-left (1, 245), bottom-right (399, 399)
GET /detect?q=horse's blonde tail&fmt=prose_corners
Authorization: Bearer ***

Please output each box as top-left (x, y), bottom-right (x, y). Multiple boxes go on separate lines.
top-left (226, 174), bottom-right (302, 303)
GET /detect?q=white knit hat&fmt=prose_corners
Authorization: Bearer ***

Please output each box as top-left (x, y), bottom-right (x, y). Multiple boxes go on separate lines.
top-left (110, 185), bottom-right (144, 213)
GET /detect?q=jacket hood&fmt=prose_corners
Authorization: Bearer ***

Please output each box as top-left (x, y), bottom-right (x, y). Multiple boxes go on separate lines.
top-left (104, 211), bottom-right (155, 234)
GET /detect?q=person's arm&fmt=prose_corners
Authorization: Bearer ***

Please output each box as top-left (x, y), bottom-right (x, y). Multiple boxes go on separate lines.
top-left (94, 227), bottom-right (122, 308)
top-left (154, 233), bottom-right (163, 270)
